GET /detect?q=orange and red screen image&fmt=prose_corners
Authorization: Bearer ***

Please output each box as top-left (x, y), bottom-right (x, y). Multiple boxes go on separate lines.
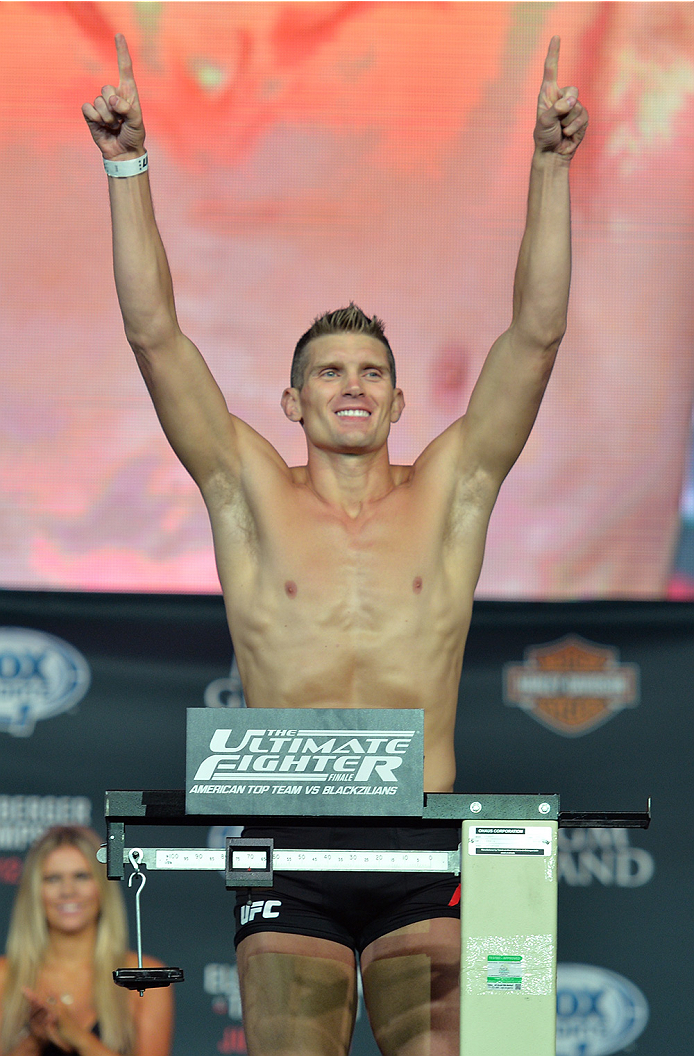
top-left (1, 1), bottom-right (693, 598)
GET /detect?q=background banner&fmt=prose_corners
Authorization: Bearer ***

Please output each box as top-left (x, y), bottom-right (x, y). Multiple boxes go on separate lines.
top-left (1, 590), bottom-right (691, 1055)
top-left (0, 1), bottom-right (693, 598)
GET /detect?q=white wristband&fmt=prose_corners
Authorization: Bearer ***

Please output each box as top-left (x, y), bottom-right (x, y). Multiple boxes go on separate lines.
top-left (103, 153), bottom-right (148, 178)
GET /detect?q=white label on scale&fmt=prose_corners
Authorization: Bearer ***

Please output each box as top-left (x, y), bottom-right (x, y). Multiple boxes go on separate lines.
top-left (468, 826), bottom-right (552, 856)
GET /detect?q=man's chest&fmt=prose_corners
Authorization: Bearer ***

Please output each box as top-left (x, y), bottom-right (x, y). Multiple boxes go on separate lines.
top-left (214, 483), bottom-right (454, 605)
top-left (268, 500), bottom-right (439, 602)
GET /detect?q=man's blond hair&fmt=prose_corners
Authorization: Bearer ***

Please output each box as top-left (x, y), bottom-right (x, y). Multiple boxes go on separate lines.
top-left (291, 303), bottom-right (396, 389)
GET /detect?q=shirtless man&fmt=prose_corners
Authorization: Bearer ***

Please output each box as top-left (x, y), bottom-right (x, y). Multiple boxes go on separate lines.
top-left (83, 33), bottom-right (587, 1056)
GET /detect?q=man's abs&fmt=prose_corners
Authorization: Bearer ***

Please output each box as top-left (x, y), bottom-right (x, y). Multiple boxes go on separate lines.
top-left (219, 570), bottom-right (470, 791)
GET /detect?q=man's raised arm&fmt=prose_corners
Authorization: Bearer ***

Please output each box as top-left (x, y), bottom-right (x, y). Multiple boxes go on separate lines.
top-left (82, 34), bottom-right (238, 490)
top-left (459, 37), bottom-right (588, 490)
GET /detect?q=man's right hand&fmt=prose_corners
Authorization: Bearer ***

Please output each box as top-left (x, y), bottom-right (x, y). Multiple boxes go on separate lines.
top-left (81, 33), bottom-right (145, 160)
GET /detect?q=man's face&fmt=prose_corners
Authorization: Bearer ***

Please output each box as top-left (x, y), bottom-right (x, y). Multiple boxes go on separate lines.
top-left (282, 333), bottom-right (404, 455)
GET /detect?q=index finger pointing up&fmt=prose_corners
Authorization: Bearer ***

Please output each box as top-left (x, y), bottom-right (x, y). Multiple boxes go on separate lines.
top-left (115, 33), bottom-right (135, 82)
top-left (543, 35), bottom-right (560, 86)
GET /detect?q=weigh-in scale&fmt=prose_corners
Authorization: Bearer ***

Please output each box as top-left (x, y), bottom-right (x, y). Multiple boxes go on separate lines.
top-left (99, 708), bottom-right (650, 1056)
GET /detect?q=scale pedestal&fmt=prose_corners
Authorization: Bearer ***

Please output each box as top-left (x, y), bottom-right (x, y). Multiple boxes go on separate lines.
top-left (460, 808), bottom-right (557, 1055)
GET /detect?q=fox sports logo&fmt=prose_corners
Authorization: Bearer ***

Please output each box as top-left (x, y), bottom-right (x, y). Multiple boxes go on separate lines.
top-left (0, 628), bottom-right (91, 736)
top-left (556, 963), bottom-right (649, 1056)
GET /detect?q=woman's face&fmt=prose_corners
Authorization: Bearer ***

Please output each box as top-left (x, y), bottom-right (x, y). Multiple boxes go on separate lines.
top-left (40, 845), bottom-right (101, 934)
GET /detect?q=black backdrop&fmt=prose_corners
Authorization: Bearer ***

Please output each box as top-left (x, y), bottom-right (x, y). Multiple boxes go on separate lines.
top-left (1, 590), bottom-right (692, 1056)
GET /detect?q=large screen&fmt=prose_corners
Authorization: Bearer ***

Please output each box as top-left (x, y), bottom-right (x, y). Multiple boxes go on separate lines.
top-left (1, 1), bottom-right (693, 598)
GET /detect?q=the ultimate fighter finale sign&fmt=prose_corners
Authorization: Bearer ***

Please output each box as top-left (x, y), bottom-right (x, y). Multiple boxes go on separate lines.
top-left (186, 708), bottom-right (424, 817)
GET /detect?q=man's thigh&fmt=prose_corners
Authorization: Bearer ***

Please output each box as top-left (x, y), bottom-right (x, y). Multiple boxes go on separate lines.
top-left (237, 931), bottom-right (358, 1056)
top-left (360, 918), bottom-right (460, 1056)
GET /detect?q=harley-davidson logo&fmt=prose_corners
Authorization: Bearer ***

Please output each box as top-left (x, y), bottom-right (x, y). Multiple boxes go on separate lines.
top-left (503, 635), bottom-right (639, 737)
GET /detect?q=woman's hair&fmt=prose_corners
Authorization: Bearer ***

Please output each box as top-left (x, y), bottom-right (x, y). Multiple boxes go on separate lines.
top-left (1, 826), bottom-right (136, 1055)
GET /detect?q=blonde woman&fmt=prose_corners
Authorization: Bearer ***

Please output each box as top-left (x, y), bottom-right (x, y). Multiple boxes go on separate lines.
top-left (0, 827), bottom-right (173, 1056)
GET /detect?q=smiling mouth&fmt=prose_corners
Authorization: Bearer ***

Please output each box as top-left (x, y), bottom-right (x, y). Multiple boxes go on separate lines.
top-left (336, 409), bottom-right (370, 417)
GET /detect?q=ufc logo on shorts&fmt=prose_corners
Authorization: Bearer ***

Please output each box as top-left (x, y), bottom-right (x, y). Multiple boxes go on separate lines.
top-left (240, 900), bottom-right (282, 926)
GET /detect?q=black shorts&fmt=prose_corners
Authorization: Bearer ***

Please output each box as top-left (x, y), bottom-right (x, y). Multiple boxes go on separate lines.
top-left (233, 823), bottom-right (460, 954)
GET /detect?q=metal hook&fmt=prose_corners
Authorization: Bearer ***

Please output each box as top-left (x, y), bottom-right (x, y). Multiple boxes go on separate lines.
top-left (127, 848), bottom-right (146, 976)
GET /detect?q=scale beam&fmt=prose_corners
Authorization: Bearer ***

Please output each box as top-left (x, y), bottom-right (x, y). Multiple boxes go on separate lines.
top-left (97, 844), bottom-right (459, 875)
